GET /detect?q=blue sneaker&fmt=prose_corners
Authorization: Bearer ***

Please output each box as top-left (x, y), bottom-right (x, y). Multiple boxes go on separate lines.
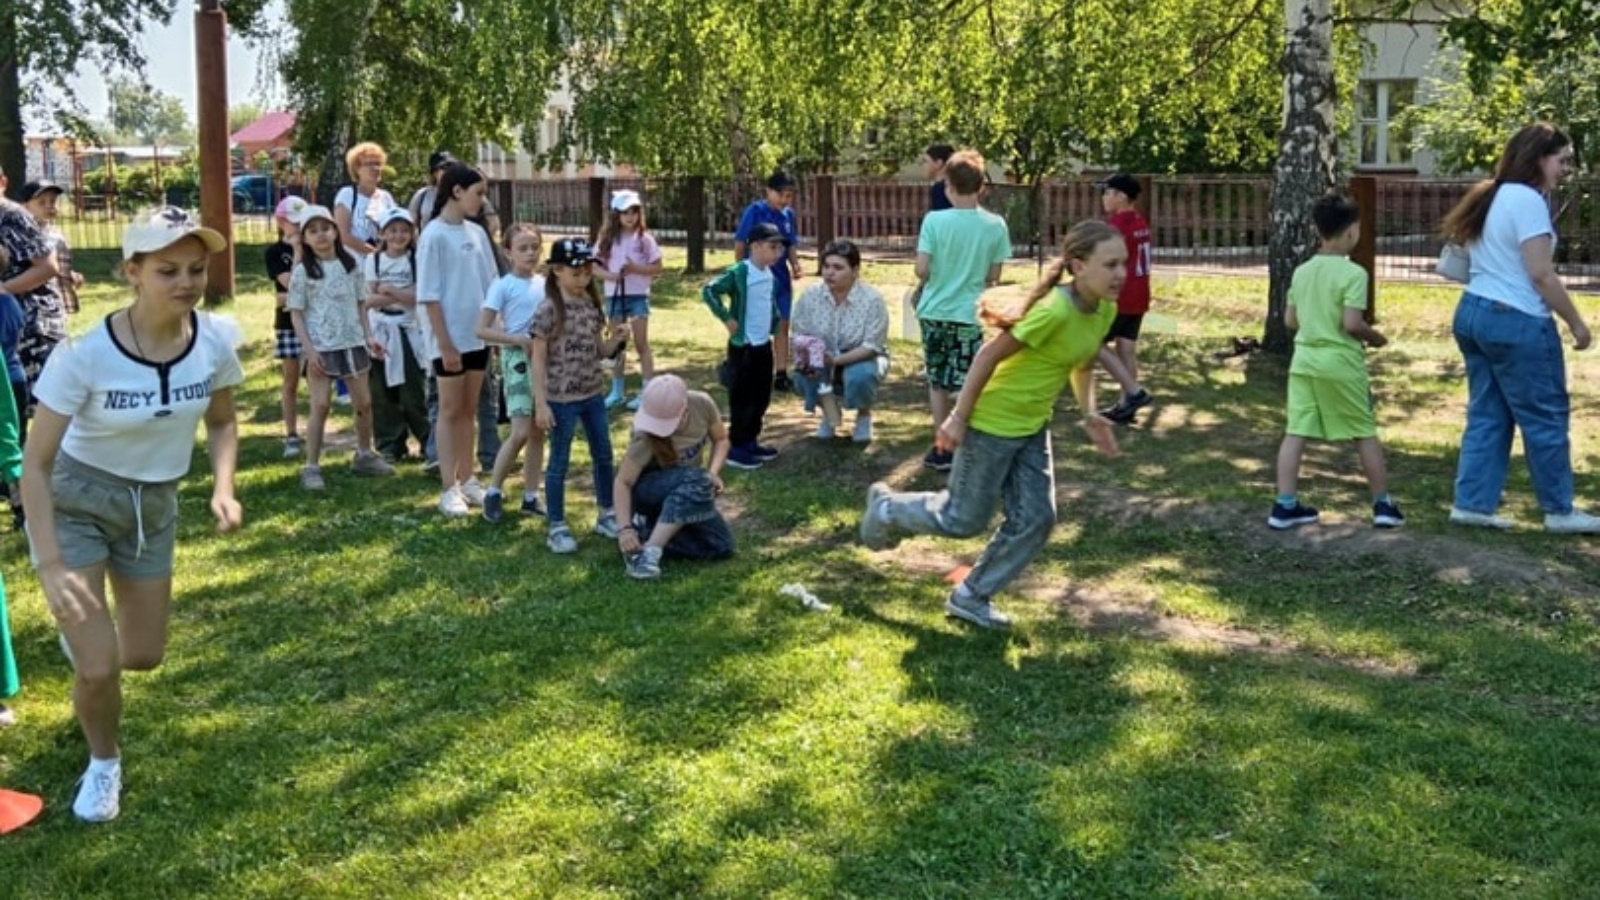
top-left (520, 494), bottom-right (546, 517)
top-left (726, 445), bottom-right (764, 470)
top-left (1373, 499), bottom-right (1405, 529)
top-left (1267, 501), bottom-right (1319, 530)
top-left (752, 443), bottom-right (780, 461)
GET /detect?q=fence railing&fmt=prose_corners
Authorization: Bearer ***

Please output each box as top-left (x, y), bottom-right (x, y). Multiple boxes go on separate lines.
top-left (46, 174), bottom-right (1600, 291)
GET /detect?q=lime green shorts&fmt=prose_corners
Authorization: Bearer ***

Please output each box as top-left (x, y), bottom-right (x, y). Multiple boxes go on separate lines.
top-left (1285, 370), bottom-right (1376, 441)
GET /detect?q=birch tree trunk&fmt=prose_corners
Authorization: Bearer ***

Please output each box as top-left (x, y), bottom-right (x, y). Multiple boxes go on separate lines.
top-left (1265, 0), bottom-right (1337, 353)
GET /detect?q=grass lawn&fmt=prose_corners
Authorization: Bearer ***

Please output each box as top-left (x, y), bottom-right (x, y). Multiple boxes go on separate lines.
top-left (2, 247), bottom-right (1599, 899)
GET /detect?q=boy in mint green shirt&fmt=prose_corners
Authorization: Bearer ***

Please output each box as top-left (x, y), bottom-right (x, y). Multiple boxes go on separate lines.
top-left (913, 149), bottom-right (1012, 471)
top-left (1269, 195), bottom-right (1402, 531)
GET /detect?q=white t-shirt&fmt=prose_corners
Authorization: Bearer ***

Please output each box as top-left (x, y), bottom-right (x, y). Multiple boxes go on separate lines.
top-left (1466, 183), bottom-right (1556, 317)
top-left (367, 251), bottom-right (417, 325)
top-left (35, 311), bottom-right (245, 482)
top-left (483, 273), bottom-right (546, 336)
top-left (416, 219), bottom-right (496, 358)
top-left (334, 186), bottom-right (396, 246)
top-left (744, 263), bottom-right (775, 346)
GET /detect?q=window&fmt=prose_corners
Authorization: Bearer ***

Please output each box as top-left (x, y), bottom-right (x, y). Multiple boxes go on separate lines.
top-left (1356, 80), bottom-right (1416, 168)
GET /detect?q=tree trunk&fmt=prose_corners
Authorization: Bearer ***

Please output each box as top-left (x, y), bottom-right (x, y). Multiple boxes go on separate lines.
top-left (1265, 0), bottom-right (1337, 353)
top-left (725, 90), bottom-right (753, 178)
top-left (0, 1), bottom-right (26, 199)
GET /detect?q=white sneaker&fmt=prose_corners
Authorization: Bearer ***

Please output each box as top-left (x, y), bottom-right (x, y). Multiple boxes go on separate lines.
top-left (852, 415), bottom-right (873, 443)
top-left (459, 479), bottom-right (487, 508)
top-left (1449, 507), bottom-right (1513, 530)
top-left (1545, 510), bottom-right (1600, 534)
top-left (815, 419), bottom-right (836, 439)
top-left (438, 487), bottom-right (470, 518)
top-left (73, 761), bottom-right (121, 823)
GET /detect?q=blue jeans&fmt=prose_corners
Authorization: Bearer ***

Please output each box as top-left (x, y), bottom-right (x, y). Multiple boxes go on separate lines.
top-left (545, 394), bottom-right (615, 524)
top-left (882, 427), bottom-right (1056, 600)
top-left (631, 466), bottom-right (735, 560)
top-left (1452, 292), bottom-right (1574, 514)
top-left (791, 356), bottom-right (887, 413)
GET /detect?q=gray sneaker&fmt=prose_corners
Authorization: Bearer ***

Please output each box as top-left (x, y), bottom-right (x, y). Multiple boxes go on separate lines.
top-left (859, 481), bottom-right (892, 549)
top-left (626, 545), bottom-right (664, 579)
top-left (944, 587), bottom-right (1012, 629)
top-left (594, 511), bottom-right (621, 539)
top-left (351, 451), bottom-right (396, 477)
top-left (1546, 510), bottom-right (1600, 534)
top-left (547, 523), bottom-right (579, 554)
top-left (300, 465), bottom-right (325, 491)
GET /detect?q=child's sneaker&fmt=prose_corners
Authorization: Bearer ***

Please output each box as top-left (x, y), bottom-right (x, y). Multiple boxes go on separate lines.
top-left (547, 523), bottom-right (579, 554)
top-left (520, 494), bottom-right (546, 517)
top-left (351, 451), bottom-right (395, 477)
top-left (283, 435), bottom-right (303, 458)
top-left (595, 511), bottom-right (620, 539)
top-left (726, 446), bottom-right (763, 470)
top-left (1267, 501), bottom-right (1319, 530)
top-left (852, 415), bottom-right (873, 444)
top-left (300, 465), bottom-right (325, 492)
top-left (944, 586), bottom-right (1012, 630)
top-left (815, 418), bottom-right (836, 439)
top-left (817, 380), bottom-right (833, 396)
top-left (73, 760), bottom-right (121, 823)
top-left (482, 490), bottom-right (505, 523)
top-left (859, 481), bottom-right (893, 549)
top-left (1373, 499), bottom-right (1405, 529)
top-left (752, 443), bottom-right (780, 461)
top-left (923, 447), bottom-right (953, 471)
top-left (626, 545), bottom-right (664, 580)
top-left (459, 479), bottom-right (487, 508)
top-left (1545, 510), bottom-right (1600, 534)
top-left (604, 389), bottom-right (625, 409)
top-left (438, 486), bottom-right (470, 518)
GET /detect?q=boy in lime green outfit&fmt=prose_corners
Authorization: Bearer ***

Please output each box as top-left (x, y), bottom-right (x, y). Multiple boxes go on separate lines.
top-left (1269, 195), bottom-right (1402, 531)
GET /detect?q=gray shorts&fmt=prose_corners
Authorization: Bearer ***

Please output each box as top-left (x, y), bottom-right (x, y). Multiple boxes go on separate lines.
top-left (30, 453), bottom-right (180, 578)
top-left (318, 346), bottom-right (372, 379)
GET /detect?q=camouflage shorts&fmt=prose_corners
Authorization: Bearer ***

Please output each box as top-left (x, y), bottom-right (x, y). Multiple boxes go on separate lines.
top-left (920, 319), bottom-right (985, 391)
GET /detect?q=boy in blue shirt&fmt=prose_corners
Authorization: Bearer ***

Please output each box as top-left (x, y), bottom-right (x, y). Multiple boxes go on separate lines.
top-left (735, 172), bottom-right (804, 392)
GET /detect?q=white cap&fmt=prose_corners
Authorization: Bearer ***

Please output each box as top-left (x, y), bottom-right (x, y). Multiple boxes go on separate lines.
top-left (610, 189), bottom-right (642, 212)
top-left (294, 204), bottom-right (336, 228)
top-left (121, 207), bottom-right (227, 260)
top-left (378, 207), bottom-right (415, 230)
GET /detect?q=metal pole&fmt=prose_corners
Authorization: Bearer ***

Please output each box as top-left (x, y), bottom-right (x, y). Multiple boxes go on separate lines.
top-left (196, 0), bottom-right (235, 301)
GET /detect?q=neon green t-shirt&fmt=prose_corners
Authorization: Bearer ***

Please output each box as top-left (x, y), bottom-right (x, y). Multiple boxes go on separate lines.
top-left (969, 287), bottom-right (1118, 438)
top-left (1289, 254), bottom-right (1368, 379)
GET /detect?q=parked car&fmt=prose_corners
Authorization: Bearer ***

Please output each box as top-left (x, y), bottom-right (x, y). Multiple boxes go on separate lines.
top-left (231, 174), bottom-right (275, 213)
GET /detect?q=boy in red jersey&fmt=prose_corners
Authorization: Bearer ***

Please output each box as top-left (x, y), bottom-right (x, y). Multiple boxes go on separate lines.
top-left (1098, 174), bottom-right (1154, 423)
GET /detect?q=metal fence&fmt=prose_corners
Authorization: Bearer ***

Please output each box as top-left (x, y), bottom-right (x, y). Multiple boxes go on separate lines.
top-left (46, 175), bottom-right (1600, 291)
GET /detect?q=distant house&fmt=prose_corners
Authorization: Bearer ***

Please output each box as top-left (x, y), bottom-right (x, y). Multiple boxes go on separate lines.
top-left (1351, 1), bottom-right (1452, 174)
top-left (232, 111), bottom-right (297, 171)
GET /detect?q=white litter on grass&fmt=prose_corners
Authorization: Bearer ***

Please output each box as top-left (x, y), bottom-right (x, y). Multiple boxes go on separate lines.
top-left (779, 583), bottom-right (832, 612)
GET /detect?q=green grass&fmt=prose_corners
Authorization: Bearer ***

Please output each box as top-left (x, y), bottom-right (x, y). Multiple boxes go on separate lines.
top-left (3, 250), bottom-right (1600, 899)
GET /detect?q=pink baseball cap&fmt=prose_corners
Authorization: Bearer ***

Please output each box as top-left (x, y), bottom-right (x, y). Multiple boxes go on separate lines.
top-left (633, 375), bottom-right (688, 437)
top-left (274, 195), bottom-right (309, 222)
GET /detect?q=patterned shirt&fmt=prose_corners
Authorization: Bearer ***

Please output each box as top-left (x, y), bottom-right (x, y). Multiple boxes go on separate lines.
top-left (532, 293), bottom-right (607, 402)
top-left (790, 281), bottom-right (890, 357)
top-left (0, 200), bottom-right (67, 345)
top-left (287, 261), bottom-right (368, 352)
top-left (43, 225), bottom-right (79, 313)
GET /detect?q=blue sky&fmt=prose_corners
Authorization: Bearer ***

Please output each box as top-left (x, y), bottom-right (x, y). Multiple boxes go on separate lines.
top-left (67, 8), bottom-right (277, 124)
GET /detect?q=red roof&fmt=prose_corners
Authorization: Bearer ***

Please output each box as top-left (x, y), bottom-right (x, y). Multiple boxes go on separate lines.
top-left (231, 111), bottom-right (296, 145)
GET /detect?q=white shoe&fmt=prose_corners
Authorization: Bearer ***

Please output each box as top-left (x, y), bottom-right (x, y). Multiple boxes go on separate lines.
top-left (459, 479), bottom-right (487, 508)
top-left (73, 761), bottom-right (122, 823)
top-left (1449, 507), bottom-right (1513, 530)
top-left (815, 419), bottom-right (836, 439)
top-left (1545, 510), bottom-right (1600, 534)
top-left (852, 415), bottom-right (873, 443)
top-left (439, 487), bottom-right (470, 518)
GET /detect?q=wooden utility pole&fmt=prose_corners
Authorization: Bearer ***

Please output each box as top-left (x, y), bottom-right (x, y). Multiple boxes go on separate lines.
top-left (196, 0), bottom-right (235, 301)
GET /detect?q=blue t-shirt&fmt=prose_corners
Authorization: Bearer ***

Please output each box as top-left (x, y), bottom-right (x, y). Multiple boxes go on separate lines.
top-left (735, 200), bottom-right (796, 299)
top-left (0, 293), bottom-right (25, 384)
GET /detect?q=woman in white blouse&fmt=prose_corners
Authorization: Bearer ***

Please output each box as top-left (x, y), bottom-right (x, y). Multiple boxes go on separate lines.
top-left (788, 240), bottom-right (890, 443)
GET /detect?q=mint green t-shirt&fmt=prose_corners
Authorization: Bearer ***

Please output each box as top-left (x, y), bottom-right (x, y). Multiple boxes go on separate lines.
top-left (969, 287), bottom-right (1118, 438)
top-left (916, 208), bottom-right (1012, 325)
top-left (1289, 254), bottom-right (1368, 379)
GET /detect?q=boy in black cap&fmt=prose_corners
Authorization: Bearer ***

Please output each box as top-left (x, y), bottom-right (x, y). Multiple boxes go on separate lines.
top-left (19, 181), bottom-right (78, 315)
top-left (1098, 173), bottom-right (1154, 423)
top-left (705, 222), bottom-right (788, 469)
top-left (734, 172), bottom-right (804, 392)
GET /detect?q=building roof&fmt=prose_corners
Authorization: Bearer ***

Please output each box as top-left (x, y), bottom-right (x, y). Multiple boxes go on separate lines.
top-left (231, 111), bottom-right (296, 145)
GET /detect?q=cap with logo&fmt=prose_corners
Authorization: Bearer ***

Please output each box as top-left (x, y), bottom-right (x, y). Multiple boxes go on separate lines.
top-left (121, 207), bottom-right (228, 260)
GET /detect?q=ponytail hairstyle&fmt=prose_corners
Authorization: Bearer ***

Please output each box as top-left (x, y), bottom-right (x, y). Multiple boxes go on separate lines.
top-left (541, 266), bottom-right (606, 344)
top-left (981, 219), bottom-right (1121, 329)
top-left (430, 163), bottom-right (485, 223)
top-left (597, 203), bottom-right (649, 259)
top-left (1442, 122), bottom-right (1571, 245)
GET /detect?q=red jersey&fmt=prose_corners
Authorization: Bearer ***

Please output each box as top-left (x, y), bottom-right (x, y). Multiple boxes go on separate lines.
top-left (1108, 208), bottom-right (1152, 315)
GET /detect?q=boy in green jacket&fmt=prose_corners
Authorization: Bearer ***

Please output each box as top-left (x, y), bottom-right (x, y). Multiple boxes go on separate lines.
top-left (703, 223), bottom-right (787, 469)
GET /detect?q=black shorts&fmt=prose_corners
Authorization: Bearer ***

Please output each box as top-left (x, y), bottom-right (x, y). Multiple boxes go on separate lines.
top-left (432, 347), bottom-right (491, 377)
top-left (1105, 313), bottom-right (1145, 343)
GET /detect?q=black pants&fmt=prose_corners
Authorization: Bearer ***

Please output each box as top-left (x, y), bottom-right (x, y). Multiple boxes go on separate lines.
top-left (726, 341), bottom-right (773, 448)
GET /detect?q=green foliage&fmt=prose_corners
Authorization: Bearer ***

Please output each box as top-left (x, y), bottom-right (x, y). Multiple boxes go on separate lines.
top-left (106, 76), bottom-right (194, 146)
top-left (80, 157), bottom-right (199, 210)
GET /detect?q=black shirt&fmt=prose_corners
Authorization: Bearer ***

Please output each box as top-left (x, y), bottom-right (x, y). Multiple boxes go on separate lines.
top-left (264, 240), bottom-right (296, 330)
top-left (929, 180), bottom-right (952, 212)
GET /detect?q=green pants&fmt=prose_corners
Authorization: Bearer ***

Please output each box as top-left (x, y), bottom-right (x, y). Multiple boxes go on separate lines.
top-left (369, 331), bottom-right (430, 461)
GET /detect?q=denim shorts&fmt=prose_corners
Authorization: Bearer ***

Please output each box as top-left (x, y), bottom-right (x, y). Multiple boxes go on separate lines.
top-left (608, 293), bottom-right (651, 320)
top-left (31, 453), bottom-right (180, 578)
